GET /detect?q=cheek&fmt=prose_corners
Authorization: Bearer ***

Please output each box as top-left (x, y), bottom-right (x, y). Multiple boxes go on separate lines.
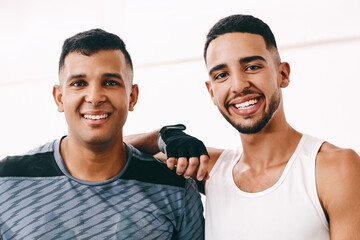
top-left (211, 86), bottom-right (227, 106)
top-left (266, 81), bottom-right (280, 97)
top-left (113, 93), bottom-right (130, 110)
top-left (61, 94), bottom-right (84, 117)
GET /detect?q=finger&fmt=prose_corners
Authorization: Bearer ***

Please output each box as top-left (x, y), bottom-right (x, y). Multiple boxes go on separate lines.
top-left (184, 157), bottom-right (199, 179)
top-left (203, 171), bottom-right (210, 181)
top-left (176, 157), bottom-right (188, 176)
top-left (166, 157), bottom-right (177, 170)
top-left (197, 154), bottom-right (210, 181)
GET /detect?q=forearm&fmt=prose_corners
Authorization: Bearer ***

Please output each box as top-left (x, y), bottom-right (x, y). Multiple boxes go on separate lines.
top-left (124, 129), bottom-right (160, 155)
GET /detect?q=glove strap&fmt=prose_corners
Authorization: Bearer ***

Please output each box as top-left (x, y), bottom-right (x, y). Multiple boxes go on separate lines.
top-left (157, 124), bottom-right (186, 155)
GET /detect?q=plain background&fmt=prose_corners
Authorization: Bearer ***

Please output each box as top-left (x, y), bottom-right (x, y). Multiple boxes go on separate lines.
top-left (0, 0), bottom-right (359, 159)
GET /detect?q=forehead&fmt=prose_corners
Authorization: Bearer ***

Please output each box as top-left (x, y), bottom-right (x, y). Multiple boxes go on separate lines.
top-left (59, 50), bottom-right (132, 82)
top-left (205, 33), bottom-right (271, 69)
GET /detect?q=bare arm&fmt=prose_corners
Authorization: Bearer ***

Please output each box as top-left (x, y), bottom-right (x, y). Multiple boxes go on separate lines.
top-left (316, 143), bottom-right (360, 239)
top-left (124, 129), bottom-right (161, 155)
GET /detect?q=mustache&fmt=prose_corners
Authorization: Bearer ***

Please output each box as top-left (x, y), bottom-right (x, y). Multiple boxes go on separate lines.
top-left (225, 88), bottom-right (264, 108)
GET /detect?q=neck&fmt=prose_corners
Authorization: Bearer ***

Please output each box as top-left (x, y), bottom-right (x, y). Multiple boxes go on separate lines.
top-left (239, 110), bottom-right (302, 170)
top-left (60, 136), bottom-right (127, 182)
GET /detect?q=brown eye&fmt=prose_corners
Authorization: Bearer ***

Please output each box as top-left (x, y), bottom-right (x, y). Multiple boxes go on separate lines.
top-left (245, 65), bottom-right (261, 71)
top-left (71, 80), bottom-right (87, 87)
top-left (104, 80), bottom-right (120, 86)
top-left (215, 72), bottom-right (229, 79)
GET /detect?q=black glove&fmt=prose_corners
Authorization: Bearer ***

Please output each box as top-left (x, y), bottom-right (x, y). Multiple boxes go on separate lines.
top-left (157, 124), bottom-right (209, 159)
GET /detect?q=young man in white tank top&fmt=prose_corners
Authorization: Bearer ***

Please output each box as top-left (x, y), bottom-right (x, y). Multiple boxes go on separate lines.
top-left (126, 14), bottom-right (360, 239)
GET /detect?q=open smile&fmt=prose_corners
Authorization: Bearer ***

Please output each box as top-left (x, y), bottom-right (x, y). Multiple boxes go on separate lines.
top-left (229, 96), bottom-right (263, 116)
top-left (82, 113), bottom-right (111, 120)
top-left (234, 98), bottom-right (259, 109)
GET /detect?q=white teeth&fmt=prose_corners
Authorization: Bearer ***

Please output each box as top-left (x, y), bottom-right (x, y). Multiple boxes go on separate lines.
top-left (235, 99), bottom-right (258, 109)
top-left (83, 114), bottom-right (109, 120)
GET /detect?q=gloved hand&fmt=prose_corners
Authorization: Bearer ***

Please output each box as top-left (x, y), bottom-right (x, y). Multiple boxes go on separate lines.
top-left (158, 124), bottom-right (209, 181)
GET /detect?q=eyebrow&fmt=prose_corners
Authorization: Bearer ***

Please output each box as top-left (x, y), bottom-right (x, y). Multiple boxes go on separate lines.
top-left (66, 74), bottom-right (86, 82)
top-left (102, 73), bottom-right (123, 81)
top-left (239, 56), bottom-right (266, 64)
top-left (208, 64), bottom-right (227, 76)
top-left (208, 56), bottom-right (267, 76)
top-left (66, 73), bottom-right (123, 82)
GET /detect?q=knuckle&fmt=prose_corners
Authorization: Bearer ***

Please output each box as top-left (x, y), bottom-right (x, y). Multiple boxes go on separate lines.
top-left (177, 161), bottom-right (188, 168)
top-left (167, 158), bottom-right (177, 164)
top-left (188, 159), bottom-right (199, 167)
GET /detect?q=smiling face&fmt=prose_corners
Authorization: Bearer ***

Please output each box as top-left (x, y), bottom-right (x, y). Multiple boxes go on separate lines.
top-left (53, 49), bottom-right (138, 146)
top-left (205, 32), bottom-right (290, 134)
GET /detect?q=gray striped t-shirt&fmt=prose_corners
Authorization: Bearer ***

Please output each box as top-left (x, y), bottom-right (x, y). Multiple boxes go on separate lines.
top-left (0, 138), bottom-right (204, 240)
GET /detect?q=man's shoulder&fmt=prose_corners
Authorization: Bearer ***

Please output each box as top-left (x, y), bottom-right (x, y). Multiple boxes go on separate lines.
top-left (0, 139), bottom-right (63, 178)
top-left (317, 142), bottom-right (360, 172)
top-left (315, 142), bottom-right (360, 213)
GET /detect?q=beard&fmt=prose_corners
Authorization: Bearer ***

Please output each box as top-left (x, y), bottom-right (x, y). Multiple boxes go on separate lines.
top-left (220, 90), bottom-right (281, 134)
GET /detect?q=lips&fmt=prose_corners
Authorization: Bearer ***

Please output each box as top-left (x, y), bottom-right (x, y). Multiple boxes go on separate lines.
top-left (228, 96), bottom-right (263, 116)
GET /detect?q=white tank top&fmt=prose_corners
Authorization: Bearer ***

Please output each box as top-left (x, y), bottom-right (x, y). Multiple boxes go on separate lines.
top-left (205, 134), bottom-right (329, 240)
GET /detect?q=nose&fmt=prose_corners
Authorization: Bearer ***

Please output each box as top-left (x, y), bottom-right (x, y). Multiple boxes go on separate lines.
top-left (230, 71), bottom-right (250, 93)
top-left (84, 84), bottom-right (106, 106)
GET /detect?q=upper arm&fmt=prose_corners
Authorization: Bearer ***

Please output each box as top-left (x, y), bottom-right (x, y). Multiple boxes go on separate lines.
top-left (207, 147), bottom-right (224, 173)
top-left (316, 144), bottom-right (360, 239)
top-left (124, 129), bottom-right (160, 155)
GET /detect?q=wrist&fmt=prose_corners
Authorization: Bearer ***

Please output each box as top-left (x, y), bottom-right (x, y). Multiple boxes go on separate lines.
top-left (157, 124), bottom-right (186, 155)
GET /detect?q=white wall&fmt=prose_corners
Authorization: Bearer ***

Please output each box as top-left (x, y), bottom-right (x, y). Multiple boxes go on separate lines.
top-left (0, 0), bottom-right (359, 159)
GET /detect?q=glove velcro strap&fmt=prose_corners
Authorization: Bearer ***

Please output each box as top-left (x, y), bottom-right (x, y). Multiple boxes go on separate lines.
top-left (157, 133), bottom-right (167, 156)
top-left (158, 124), bottom-right (186, 156)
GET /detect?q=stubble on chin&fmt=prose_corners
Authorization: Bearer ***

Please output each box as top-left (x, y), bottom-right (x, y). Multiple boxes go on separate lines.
top-left (220, 90), bottom-right (281, 134)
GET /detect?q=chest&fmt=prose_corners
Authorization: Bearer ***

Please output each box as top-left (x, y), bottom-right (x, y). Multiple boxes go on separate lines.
top-left (0, 178), bottom-right (182, 240)
top-left (232, 160), bottom-right (288, 193)
top-left (205, 149), bottom-right (329, 240)
top-left (206, 188), bottom-right (329, 240)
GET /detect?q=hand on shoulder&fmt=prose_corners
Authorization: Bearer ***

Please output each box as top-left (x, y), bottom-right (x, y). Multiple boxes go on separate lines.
top-left (161, 147), bottom-right (224, 182)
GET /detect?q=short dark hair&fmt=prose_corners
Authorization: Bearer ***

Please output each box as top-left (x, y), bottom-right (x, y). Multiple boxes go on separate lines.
top-left (204, 14), bottom-right (278, 59)
top-left (59, 28), bottom-right (133, 72)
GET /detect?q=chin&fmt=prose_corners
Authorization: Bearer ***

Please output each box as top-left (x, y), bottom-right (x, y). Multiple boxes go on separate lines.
top-left (223, 113), bottom-right (271, 135)
top-left (223, 92), bottom-right (280, 135)
top-left (76, 133), bottom-right (118, 146)
top-left (234, 123), bottom-right (266, 134)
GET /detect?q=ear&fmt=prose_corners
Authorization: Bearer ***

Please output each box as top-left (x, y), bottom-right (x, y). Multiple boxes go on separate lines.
top-left (53, 84), bottom-right (64, 112)
top-left (129, 84), bottom-right (139, 111)
top-left (205, 81), bottom-right (217, 105)
top-left (279, 62), bottom-right (290, 88)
